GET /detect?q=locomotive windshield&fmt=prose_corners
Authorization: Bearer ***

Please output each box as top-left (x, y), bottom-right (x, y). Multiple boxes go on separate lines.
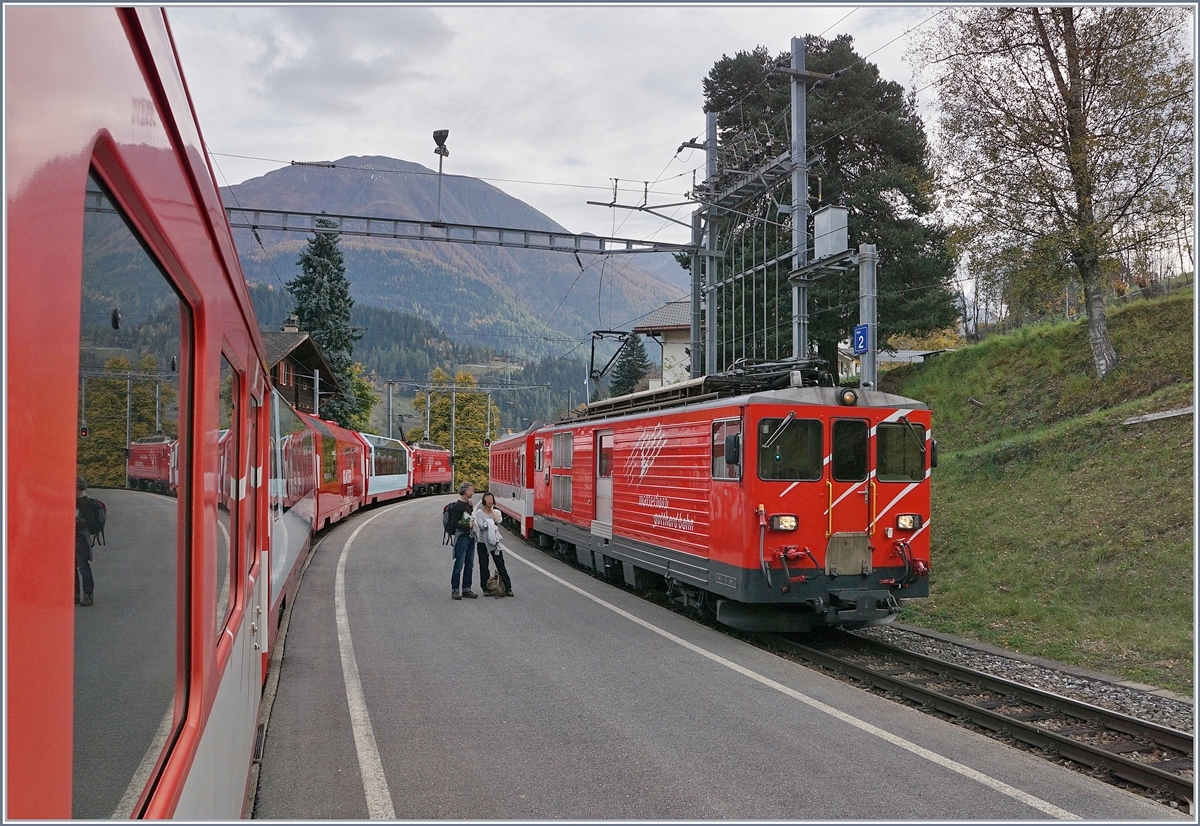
top-left (876, 422), bottom-right (927, 482)
top-left (757, 417), bottom-right (822, 481)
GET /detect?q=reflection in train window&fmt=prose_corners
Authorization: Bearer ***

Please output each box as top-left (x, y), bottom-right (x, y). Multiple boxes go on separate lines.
top-left (75, 172), bottom-right (188, 818)
top-left (217, 356), bottom-right (240, 635)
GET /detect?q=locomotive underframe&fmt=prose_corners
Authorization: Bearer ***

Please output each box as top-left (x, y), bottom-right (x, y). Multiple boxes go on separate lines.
top-left (532, 514), bottom-right (926, 632)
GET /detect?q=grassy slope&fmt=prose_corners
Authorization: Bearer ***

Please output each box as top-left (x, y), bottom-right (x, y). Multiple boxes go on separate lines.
top-left (879, 294), bottom-right (1194, 695)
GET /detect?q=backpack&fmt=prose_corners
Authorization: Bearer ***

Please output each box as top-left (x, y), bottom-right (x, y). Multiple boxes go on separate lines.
top-left (441, 502), bottom-right (454, 545)
top-left (89, 497), bottom-right (106, 546)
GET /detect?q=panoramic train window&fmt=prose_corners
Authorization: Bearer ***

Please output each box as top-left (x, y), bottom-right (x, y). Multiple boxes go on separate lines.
top-left (876, 421), bottom-right (926, 482)
top-left (75, 172), bottom-right (189, 818)
top-left (757, 417), bottom-right (822, 481)
top-left (832, 419), bottom-right (868, 482)
top-left (217, 356), bottom-right (240, 636)
top-left (711, 419), bottom-right (742, 480)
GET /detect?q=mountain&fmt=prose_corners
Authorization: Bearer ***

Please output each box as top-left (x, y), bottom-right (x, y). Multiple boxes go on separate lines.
top-left (222, 156), bottom-right (689, 360)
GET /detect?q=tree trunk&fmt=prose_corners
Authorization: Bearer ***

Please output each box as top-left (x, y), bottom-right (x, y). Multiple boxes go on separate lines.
top-left (1083, 280), bottom-right (1118, 378)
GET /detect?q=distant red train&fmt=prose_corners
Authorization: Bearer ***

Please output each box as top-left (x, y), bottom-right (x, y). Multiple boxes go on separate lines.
top-left (409, 440), bottom-right (453, 495)
top-left (491, 374), bottom-right (934, 632)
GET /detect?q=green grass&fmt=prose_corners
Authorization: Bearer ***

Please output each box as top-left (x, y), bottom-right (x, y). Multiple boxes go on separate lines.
top-left (883, 294), bottom-right (1194, 696)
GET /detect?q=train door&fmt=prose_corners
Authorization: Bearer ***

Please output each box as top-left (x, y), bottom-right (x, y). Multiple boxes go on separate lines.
top-left (826, 418), bottom-right (871, 575)
top-left (595, 430), bottom-right (614, 524)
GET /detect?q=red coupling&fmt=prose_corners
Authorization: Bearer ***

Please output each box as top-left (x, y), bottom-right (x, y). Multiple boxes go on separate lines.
top-left (914, 560), bottom-right (929, 576)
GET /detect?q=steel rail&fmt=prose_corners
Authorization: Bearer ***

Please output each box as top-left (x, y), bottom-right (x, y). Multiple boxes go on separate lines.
top-left (761, 633), bottom-right (1194, 807)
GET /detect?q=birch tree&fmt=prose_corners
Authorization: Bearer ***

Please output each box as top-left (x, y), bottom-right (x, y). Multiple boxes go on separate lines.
top-left (914, 7), bottom-right (1194, 377)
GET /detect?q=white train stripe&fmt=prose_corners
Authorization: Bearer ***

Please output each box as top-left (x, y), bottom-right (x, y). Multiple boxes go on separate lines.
top-left (336, 508), bottom-right (398, 819)
top-left (506, 547), bottom-right (1077, 820)
top-left (780, 481), bottom-right (800, 497)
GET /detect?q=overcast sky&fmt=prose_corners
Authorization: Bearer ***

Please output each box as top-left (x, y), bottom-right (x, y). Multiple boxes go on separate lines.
top-left (169, 4), bottom-right (940, 246)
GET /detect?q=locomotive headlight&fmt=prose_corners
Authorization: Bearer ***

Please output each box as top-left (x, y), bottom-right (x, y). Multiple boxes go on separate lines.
top-left (770, 514), bottom-right (798, 531)
top-left (896, 514), bottom-right (923, 531)
top-left (838, 388), bottom-right (858, 406)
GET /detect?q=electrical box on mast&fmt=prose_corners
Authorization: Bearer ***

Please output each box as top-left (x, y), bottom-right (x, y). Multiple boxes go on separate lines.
top-left (813, 204), bottom-right (848, 260)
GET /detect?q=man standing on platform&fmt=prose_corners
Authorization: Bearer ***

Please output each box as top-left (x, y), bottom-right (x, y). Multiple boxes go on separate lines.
top-left (447, 483), bottom-right (478, 600)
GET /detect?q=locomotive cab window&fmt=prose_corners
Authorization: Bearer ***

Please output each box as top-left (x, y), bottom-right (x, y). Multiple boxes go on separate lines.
top-left (832, 419), bottom-right (869, 482)
top-left (75, 171), bottom-right (189, 818)
top-left (757, 416), bottom-right (822, 481)
top-left (877, 421), bottom-right (926, 482)
top-left (711, 418), bottom-right (742, 480)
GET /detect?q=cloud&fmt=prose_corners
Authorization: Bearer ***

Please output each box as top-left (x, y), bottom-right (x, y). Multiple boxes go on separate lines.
top-left (235, 7), bottom-right (454, 115)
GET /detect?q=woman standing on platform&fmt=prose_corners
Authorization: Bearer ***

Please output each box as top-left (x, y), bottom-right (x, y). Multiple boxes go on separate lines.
top-left (474, 492), bottom-right (513, 597)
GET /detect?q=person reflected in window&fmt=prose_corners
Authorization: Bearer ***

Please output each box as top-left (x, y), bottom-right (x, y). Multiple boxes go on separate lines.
top-left (75, 475), bottom-right (98, 607)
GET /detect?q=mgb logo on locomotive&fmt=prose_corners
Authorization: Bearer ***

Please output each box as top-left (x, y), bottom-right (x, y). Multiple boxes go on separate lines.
top-left (624, 424), bottom-right (668, 485)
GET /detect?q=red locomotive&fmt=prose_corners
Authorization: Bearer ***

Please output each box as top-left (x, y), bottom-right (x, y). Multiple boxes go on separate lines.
top-left (492, 372), bottom-right (933, 632)
top-left (126, 434), bottom-right (177, 494)
top-left (409, 440), bottom-right (453, 495)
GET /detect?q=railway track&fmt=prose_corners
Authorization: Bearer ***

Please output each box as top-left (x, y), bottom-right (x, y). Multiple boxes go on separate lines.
top-left (756, 631), bottom-right (1194, 810)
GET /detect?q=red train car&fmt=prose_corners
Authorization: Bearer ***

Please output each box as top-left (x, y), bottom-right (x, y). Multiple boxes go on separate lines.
top-left (7, 7), bottom-right (276, 818)
top-left (410, 440), bottom-right (452, 495)
top-left (296, 412), bottom-right (366, 528)
top-left (489, 424), bottom-right (539, 538)
top-left (498, 373), bottom-right (932, 632)
top-left (126, 434), bottom-right (177, 493)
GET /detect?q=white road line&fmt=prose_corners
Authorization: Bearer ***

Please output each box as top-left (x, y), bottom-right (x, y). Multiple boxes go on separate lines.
top-left (335, 508), bottom-right (398, 820)
top-left (505, 547), bottom-right (1079, 820)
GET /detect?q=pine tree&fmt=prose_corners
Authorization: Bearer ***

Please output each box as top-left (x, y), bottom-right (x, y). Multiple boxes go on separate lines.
top-left (287, 219), bottom-right (365, 426)
top-left (608, 334), bottom-right (652, 397)
top-left (700, 36), bottom-right (960, 367)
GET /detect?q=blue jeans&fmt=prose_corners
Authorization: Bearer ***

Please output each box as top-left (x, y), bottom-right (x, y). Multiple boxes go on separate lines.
top-left (451, 532), bottom-right (475, 591)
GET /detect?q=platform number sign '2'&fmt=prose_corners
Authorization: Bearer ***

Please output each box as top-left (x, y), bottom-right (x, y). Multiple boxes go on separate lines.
top-left (853, 324), bottom-right (869, 356)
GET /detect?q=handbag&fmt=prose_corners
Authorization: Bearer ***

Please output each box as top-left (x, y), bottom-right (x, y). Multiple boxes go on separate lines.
top-left (486, 572), bottom-right (503, 596)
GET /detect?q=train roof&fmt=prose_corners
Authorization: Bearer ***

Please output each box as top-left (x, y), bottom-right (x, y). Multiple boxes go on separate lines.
top-left (560, 365), bottom-right (927, 426)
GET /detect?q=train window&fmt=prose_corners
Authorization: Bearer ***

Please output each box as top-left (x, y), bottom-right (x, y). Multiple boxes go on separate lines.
top-left (598, 432), bottom-right (614, 478)
top-left (75, 172), bottom-right (188, 817)
top-left (832, 419), bottom-right (869, 482)
top-left (245, 395), bottom-right (260, 574)
top-left (321, 432), bottom-right (338, 485)
top-left (711, 419), bottom-right (742, 480)
top-left (877, 422), bottom-right (926, 482)
top-left (552, 432), bottom-right (573, 468)
top-left (217, 356), bottom-right (240, 637)
top-left (757, 417), bottom-right (823, 481)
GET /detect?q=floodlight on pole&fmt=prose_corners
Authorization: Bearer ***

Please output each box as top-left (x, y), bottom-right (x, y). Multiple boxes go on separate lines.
top-left (433, 129), bottom-right (449, 225)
